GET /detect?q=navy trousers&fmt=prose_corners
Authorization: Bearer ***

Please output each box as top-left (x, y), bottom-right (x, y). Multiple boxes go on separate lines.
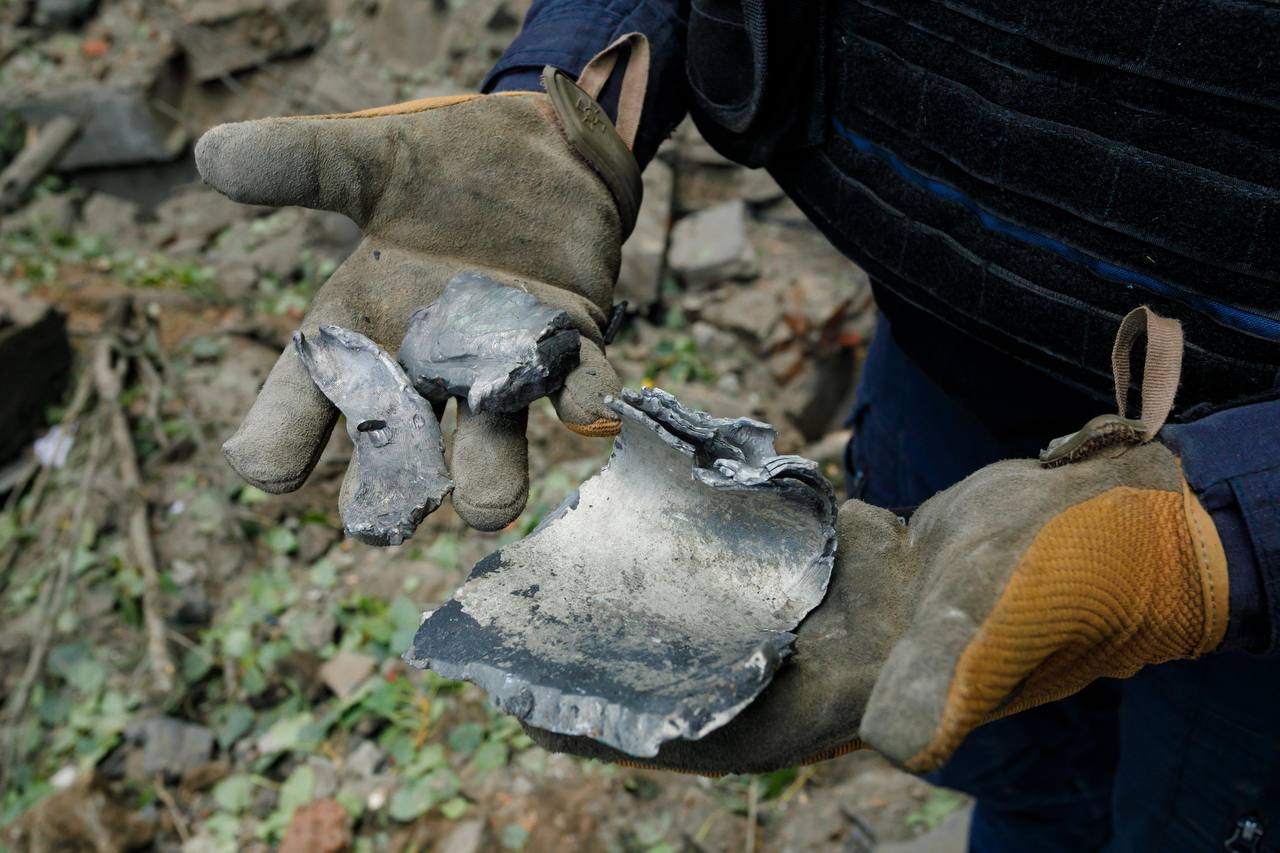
top-left (847, 320), bottom-right (1280, 852)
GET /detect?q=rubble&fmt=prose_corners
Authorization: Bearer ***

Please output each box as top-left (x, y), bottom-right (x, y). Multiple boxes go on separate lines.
top-left (319, 649), bottom-right (376, 698)
top-left (667, 200), bottom-right (758, 288)
top-left (617, 157), bottom-right (673, 310)
top-left (294, 324), bottom-right (452, 546)
top-left (0, 8), bottom-right (185, 169)
top-left (168, 0), bottom-right (330, 82)
top-left (398, 274), bottom-right (580, 414)
top-left (407, 387), bottom-right (836, 758)
top-left (124, 716), bottom-right (215, 780)
top-left (280, 799), bottom-right (351, 853)
top-left (0, 287), bottom-right (70, 464)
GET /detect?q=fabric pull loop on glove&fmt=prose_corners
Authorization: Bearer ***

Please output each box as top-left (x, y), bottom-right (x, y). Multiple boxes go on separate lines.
top-left (1112, 305), bottom-right (1183, 440)
top-left (575, 32), bottom-right (651, 151)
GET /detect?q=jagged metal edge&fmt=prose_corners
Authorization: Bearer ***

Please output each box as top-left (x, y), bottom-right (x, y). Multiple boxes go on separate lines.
top-left (405, 387), bottom-right (837, 756)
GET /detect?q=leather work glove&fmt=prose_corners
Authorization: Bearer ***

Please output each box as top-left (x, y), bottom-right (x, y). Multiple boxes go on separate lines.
top-left (194, 35), bottom-right (650, 531)
top-left (529, 307), bottom-right (1230, 774)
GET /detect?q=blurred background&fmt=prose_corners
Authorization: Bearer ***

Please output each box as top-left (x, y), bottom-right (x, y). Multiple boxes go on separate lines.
top-left (0, 1), bottom-right (969, 849)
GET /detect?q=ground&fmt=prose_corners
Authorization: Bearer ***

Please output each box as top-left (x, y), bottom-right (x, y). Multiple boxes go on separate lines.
top-left (0, 1), bottom-right (969, 850)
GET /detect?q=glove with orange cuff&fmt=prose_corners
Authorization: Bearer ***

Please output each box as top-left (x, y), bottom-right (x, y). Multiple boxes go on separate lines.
top-left (529, 307), bottom-right (1230, 774)
top-left (194, 35), bottom-right (651, 532)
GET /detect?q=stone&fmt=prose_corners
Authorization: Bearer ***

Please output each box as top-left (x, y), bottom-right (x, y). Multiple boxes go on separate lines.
top-left (617, 158), bottom-right (673, 310)
top-left (344, 740), bottom-right (385, 778)
top-left (79, 193), bottom-right (145, 249)
top-left (124, 717), bottom-right (215, 780)
top-left (0, 191), bottom-right (78, 236)
top-left (319, 650), bottom-right (376, 699)
top-left (307, 756), bottom-right (339, 799)
top-left (0, 64), bottom-right (185, 171)
top-left (279, 799), bottom-right (350, 853)
top-left (438, 820), bottom-right (486, 853)
top-left (294, 325), bottom-right (452, 545)
top-left (0, 287), bottom-right (70, 464)
top-left (398, 274), bottom-right (580, 414)
top-left (32, 0), bottom-right (96, 29)
top-left (145, 186), bottom-right (263, 253)
top-left (297, 522), bottom-right (338, 562)
top-left (368, 0), bottom-right (450, 71)
top-left (698, 281), bottom-right (782, 344)
top-left (667, 200), bottom-right (758, 288)
top-left (407, 387), bottom-right (836, 758)
top-left (739, 169), bottom-right (785, 206)
top-left (171, 0), bottom-right (331, 82)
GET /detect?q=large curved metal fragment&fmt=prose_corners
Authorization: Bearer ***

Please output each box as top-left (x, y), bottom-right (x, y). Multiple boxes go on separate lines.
top-left (398, 273), bottom-right (581, 414)
top-left (294, 325), bottom-right (451, 546)
top-left (405, 387), bottom-right (836, 757)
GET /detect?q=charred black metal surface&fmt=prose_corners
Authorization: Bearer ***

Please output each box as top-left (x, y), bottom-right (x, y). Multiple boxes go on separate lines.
top-left (406, 388), bottom-right (836, 757)
top-left (294, 325), bottom-right (451, 546)
top-left (398, 273), bottom-right (580, 414)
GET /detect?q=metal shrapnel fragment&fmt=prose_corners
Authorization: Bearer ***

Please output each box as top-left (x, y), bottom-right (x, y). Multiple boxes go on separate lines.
top-left (397, 273), bottom-right (580, 414)
top-left (405, 387), bottom-right (836, 757)
top-left (294, 325), bottom-right (451, 546)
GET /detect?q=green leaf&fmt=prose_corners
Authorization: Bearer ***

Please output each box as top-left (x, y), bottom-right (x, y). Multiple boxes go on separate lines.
top-left (211, 704), bottom-right (255, 750)
top-left (469, 740), bottom-right (509, 772)
top-left (212, 774), bottom-right (255, 814)
top-left (389, 596), bottom-right (421, 652)
top-left (500, 824), bottom-right (530, 850)
top-left (446, 722), bottom-right (484, 755)
top-left (388, 768), bottom-right (460, 822)
top-left (310, 559), bottom-right (338, 589)
top-left (439, 797), bottom-right (468, 820)
top-left (181, 647), bottom-right (213, 684)
top-left (905, 788), bottom-right (968, 832)
top-left (258, 711), bottom-right (314, 754)
top-left (278, 764), bottom-right (316, 816)
top-left (222, 627), bottom-right (252, 659)
top-left (264, 526), bottom-right (298, 556)
top-left (237, 485), bottom-right (271, 507)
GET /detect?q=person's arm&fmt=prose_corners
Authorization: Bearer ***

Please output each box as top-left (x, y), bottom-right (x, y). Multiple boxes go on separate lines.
top-left (484, 0), bottom-right (690, 167)
top-left (1163, 398), bottom-right (1280, 654)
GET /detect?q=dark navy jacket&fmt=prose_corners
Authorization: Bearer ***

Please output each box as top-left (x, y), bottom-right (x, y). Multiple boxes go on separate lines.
top-left (486, 0), bottom-right (1280, 655)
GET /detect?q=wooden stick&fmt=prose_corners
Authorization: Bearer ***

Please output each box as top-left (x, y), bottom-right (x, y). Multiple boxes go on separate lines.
top-left (0, 115), bottom-right (78, 212)
top-left (93, 331), bottom-right (176, 695)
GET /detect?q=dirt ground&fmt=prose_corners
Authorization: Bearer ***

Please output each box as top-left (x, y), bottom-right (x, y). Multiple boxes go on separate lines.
top-left (0, 1), bottom-right (969, 850)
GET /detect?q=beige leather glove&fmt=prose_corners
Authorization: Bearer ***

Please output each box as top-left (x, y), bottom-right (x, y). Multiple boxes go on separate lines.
top-left (528, 308), bottom-right (1229, 774)
top-left (195, 36), bottom-right (649, 531)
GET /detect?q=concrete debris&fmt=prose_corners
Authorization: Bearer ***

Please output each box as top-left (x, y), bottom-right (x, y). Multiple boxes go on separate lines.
top-left (279, 799), bottom-right (351, 853)
top-left (0, 287), bottom-right (70, 465)
top-left (319, 649), bottom-right (377, 698)
top-left (170, 0), bottom-right (330, 82)
top-left (617, 157), bottom-right (673, 310)
top-left (146, 186), bottom-right (265, 254)
top-left (398, 274), bottom-right (580, 414)
top-left (0, 8), bottom-right (185, 169)
top-left (124, 717), bottom-right (215, 780)
top-left (438, 819), bottom-right (486, 853)
top-left (344, 740), bottom-right (386, 778)
top-left (79, 192), bottom-right (145, 249)
top-left (407, 387), bottom-right (836, 758)
top-left (0, 190), bottom-right (78, 236)
top-left (294, 324), bottom-right (452, 545)
top-left (32, 0), bottom-right (97, 29)
top-left (667, 200), bottom-right (758, 288)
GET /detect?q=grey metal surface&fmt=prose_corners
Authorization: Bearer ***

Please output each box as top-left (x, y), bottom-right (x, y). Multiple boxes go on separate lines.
top-left (397, 273), bottom-right (580, 414)
top-left (406, 387), bottom-right (836, 757)
top-left (294, 325), bottom-right (451, 546)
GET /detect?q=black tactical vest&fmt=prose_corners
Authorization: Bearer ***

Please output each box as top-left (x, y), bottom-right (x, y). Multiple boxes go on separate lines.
top-left (686, 0), bottom-right (1280, 415)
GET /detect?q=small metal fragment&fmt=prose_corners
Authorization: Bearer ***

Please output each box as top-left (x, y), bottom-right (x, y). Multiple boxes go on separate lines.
top-left (397, 273), bottom-right (580, 414)
top-left (294, 325), bottom-right (451, 546)
top-left (406, 387), bottom-right (836, 757)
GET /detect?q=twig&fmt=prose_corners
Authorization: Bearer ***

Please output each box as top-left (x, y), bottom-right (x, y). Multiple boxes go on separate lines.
top-left (745, 776), bottom-right (758, 853)
top-left (153, 774), bottom-right (191, 843)
top-left (93, 331), bottom-right (176, 695)
top-left (19, 365), bottom-right (95, 527)
top-left (2, 426), bottom-right (104, 733)
top-left (0, 115), bottom-right (79, 212)
top-left (136, 355), bottom-right (171, 452)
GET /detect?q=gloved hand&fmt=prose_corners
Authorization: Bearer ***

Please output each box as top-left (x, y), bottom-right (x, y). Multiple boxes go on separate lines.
top-left (194, 36), bottom-right (649, 531)
top-left (529, 308), bottom-right (1230, 774)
